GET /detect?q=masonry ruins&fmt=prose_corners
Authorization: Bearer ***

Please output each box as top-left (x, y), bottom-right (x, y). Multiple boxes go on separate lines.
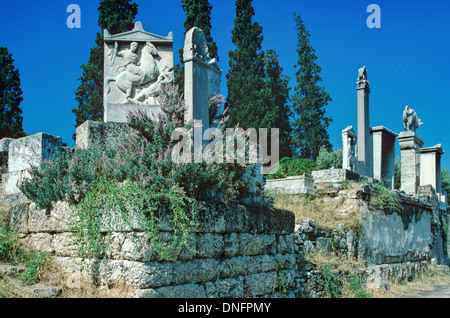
top-left (0, 22), bottom-right (448, 298)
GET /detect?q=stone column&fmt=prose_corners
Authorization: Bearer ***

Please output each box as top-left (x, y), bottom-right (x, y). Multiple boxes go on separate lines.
top-left (356, 66), bottom-right (372, 177)
top-left (371, 126), bottom-right (397, 189)
top-left (398, 131), bottom-right (424, 195)
top-left (419, 144), bottom-right (444, 194)
top-left (183, 27), bottom-right (222, 136)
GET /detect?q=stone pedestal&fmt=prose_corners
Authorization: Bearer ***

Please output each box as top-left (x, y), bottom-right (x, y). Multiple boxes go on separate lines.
top-left (371, 126), bottom-right (397, 189)
top-left (419, 144), bottom-right (444, 194)
top-left (104, 103), bottom-right (164, 123)
top-left (398, 131), bottom-right (424, 195)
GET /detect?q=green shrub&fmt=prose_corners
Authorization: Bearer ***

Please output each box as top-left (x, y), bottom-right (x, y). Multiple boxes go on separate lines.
top-left (266, 157), bottom-right (317, 180)
top-left (316, 146), bottom-right (343, 170)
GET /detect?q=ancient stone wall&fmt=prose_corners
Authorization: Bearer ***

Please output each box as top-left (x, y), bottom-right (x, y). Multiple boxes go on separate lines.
top-left (8, 198), bottom-right (297, 298)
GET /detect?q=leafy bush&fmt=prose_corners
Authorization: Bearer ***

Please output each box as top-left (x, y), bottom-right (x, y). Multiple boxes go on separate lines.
top-left (315, 146), bottom-right (343, 170)
top-left (266, 157), bottom-right (316, 180)
top-left (442, 168), bottom-right (450, 195)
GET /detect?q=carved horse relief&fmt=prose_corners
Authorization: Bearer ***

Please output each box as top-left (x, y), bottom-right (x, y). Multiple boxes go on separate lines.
top-left (105, 41), bottom-right (160, 103)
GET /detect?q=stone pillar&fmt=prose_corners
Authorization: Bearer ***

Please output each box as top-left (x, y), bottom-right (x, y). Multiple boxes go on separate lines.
top-left (342, 126), bottom-right (357, 173)
top-left (356, 66), bottom-right (372, 177)
top-left (419, 144), bottom-right (444, 194)
top-left (371, 126), bottom-right (397, 189)
top-left (398, 131), bottom-right (424, 195)
top-left (183, 27), bottom-right (222, 135)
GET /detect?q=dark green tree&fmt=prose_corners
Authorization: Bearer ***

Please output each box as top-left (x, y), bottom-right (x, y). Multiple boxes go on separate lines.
top-left (175, 0), bottom-right (219, 97)
top-left (225, 0), bottom-right (273, 131)
top-left (72, 0), bottom-right (138, 139)
top-left (264, 49), bottom-right (292, 158)
top-left (442, 168), bottom-right (450, 194)
top-left (291, 12), bottom-right (332, 160)
top-left (0, 47), bottom-right (26, 139)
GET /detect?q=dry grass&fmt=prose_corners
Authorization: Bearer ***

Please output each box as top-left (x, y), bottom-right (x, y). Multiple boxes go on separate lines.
top-left (371, 265), bottom-right (450, 298)
top-left (271, 192), bottom-right (363, 231)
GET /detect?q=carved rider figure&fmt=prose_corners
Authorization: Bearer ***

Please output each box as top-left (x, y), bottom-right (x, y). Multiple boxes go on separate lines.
top-left (115, 41), bottom-right (145, 79)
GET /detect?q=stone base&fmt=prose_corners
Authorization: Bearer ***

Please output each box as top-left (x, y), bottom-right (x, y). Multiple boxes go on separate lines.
top-left (104, 103), bottom-right (163, 123)
top-left (311, 168), bottom-right (359, 184)
top-left (75, 120), bottom-right (132, 149)
top-left (265, 175), bottom-right (315, 195)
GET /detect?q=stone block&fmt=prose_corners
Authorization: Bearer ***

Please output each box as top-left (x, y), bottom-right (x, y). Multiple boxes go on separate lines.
top-left (265, 174), bottom-right (315, 195)
top-left (204, 277), bottom-right (244, 298)
top-left (8, 133), bottom-right (62, 172)
top-left (0, 138), bottom-right (14, 152)
top-left (172, 259), bottom-right (219, 285)
top-left (27, 201), bottom-right (78, 233)
top-left (2, 170), bottom-right (29, 196)
top-left (154, 283), bottom-right (206, 298)
top-left (75, 120), bottom-right (132, 149)
top-left (244, 271), bottom-right (278, 297)
top-left (104, 103), bottom-right (164, 123)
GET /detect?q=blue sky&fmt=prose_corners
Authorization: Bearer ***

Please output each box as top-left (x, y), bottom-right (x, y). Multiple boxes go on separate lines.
top-left (1, 0), bottom-right (449, 169)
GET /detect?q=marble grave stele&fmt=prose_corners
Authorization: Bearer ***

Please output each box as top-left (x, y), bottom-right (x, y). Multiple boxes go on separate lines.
top-left (103, 21), bottom-right (174, 123)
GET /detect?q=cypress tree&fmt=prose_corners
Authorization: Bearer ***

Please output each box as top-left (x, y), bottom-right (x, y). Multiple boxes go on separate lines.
top-left (72, 0), bottom-right (138, 139)
top-left (225, 0), bottom-right (273, 131)
top-left (0, 47), bottom-right (26, 139)
top-left (175, 0), bottom-right (219, 97)
top-left (291, 12), bottom-right (332, 160)
top-left (264, 49), bottom-right (292, 158)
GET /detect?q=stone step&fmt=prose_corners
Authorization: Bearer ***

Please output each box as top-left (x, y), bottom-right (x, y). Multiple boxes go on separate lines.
top-left (23, 284), bottom-right (61, 298)
top-left (0, 264), bottom-right (25, 278)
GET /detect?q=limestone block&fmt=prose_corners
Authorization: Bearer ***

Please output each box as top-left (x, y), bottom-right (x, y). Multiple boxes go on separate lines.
top-left (265, 174), bottom-right (315, 195)
top-left (244, 271), bottom-right (278, 297)
top-left (75, 120), bottom-right (132, 149)
top-left (98, 260), bottom-right (173, 289)
top-left (196, 233), bottom-right (224, 258)
top-left (237, 233), bottom-right (276, 256)
top-left (218, 255), bottom-right (262, 279)
top-left (22, 233), bottom-right (54, 254)
top-left (52, 233), bottom-right (78, 257)
top-left (7, 202), bottom-right (29, 233)
top-left (0, 138), bottom-right (13, 173)
top-left (2, 170), bottom-right (29, 196)
top-left (27, 201), bottom-right (78, 233)
top-left (172, 259), bottom-right (219, 285)
top-left (205, 277), bottom-right (245, 298)
top-left (154, 283), bottom-right (206, 298)
top-left (104, 103), bottom-right (163, 124)
top-left (8, 133), bottom-right (62, 172)
top-left (0, 138), bottom-right (14, 152)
